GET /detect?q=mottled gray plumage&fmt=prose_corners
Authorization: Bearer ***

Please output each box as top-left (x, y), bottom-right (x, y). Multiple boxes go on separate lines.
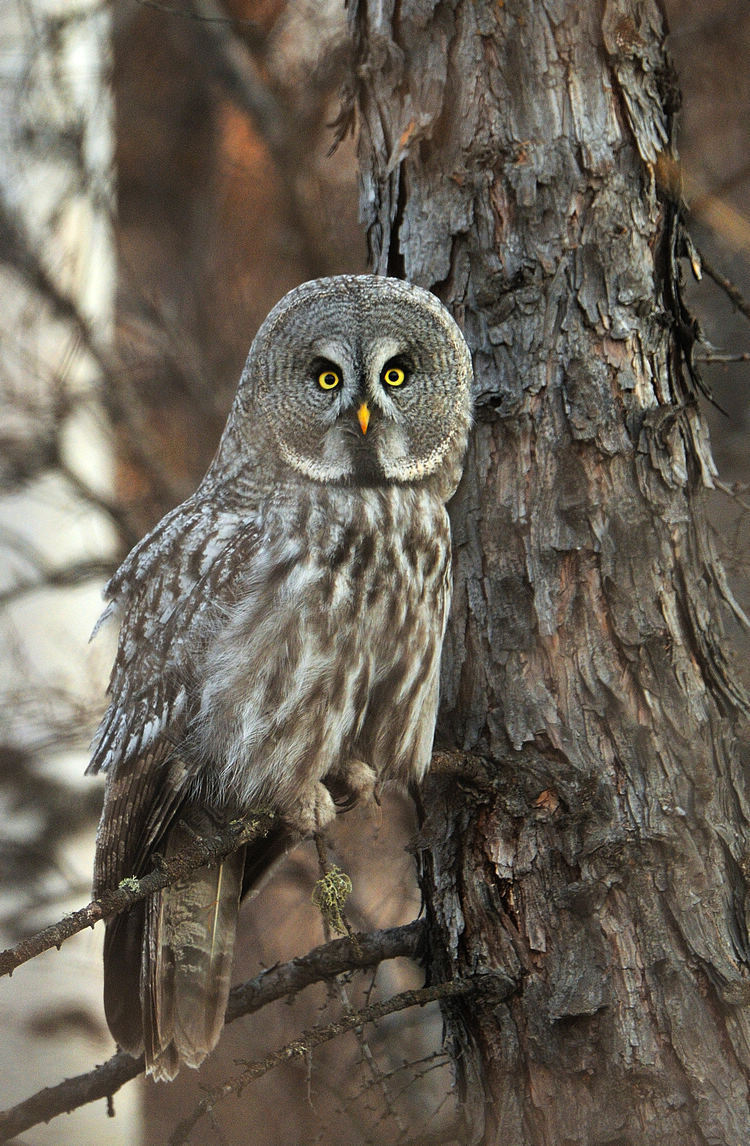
top-left (89, 275), bottom-right (473, 1080)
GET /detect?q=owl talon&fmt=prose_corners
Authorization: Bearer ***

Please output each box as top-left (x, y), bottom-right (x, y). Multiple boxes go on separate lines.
top-left (341, 759), bottom-right (377, 804)
top-left (324, 759), bottom-right (378, 810)
top-left (284, 782), bottom-right (337, 836)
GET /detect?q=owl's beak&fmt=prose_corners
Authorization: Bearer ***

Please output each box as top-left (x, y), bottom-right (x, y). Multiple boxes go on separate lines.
top-left (357, 403), bottom-right (370, 435)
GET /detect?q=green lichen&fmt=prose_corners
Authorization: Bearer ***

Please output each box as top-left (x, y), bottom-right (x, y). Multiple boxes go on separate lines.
top-left (311, 866), bottom-right (353, 936)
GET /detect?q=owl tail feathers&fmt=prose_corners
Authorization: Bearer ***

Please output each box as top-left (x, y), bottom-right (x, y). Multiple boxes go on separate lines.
top-left (101, 820), bottom-right (295, 1080)
top-left (142, 833), bottom-right (247, 1082)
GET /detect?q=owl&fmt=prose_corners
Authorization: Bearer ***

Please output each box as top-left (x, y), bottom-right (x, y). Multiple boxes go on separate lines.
top-left (88, 275), bottom-right (473, 1080)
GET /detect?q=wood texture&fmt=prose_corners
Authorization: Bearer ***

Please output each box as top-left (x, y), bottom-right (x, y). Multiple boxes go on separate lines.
top-left (351, 1), bottom-right (750, 1141)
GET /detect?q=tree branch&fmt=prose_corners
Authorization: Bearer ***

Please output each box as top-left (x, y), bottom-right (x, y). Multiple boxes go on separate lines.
top-left (168, 977), bottom-right (478, 1146)
top-left (0, 813), bottom-right (275, 978)
top-left (695, 351), bottom-right (750, 364)
top-left (226, 921), bottom-right (425, 1023)
top-left (131, 0), bottom-right (263, 36)
top-left (189, 0), bottom-right (344, 280)
top-left (698, 247), bottom-right (750, 324)
top-left (0, 558), bottom-right (115, 607)
top-left (0, 194), bottom-right (187, 522)
top-left (0, 921), bottom-right (426, 1142)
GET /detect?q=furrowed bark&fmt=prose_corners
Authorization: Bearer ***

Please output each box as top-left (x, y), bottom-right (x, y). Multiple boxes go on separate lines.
top-left (351, 1), bottom-right (750, 1142)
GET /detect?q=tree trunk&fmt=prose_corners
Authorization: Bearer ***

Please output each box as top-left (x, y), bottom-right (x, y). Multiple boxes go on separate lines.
top-left (351, 1), bottom-right (750, 1142)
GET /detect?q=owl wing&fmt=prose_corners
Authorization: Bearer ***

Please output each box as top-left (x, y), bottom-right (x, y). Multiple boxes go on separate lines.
top-left (89, 498), bottom-right (262, 878)
top-left (90, 500), bottom-right (293, 1072)
top-left (90, 498), bottom-right (257, 777)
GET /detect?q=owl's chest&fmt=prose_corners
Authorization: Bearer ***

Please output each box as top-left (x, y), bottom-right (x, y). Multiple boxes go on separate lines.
top-left (313, 495), bottom-right (449, 643)
top-left (196, 488), bottom-right (451, 782)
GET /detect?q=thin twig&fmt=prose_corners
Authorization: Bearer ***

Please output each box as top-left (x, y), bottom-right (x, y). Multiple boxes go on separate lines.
top-left (699, 250), bottom-right (750, 324)
top-left (0, 921), bottom-right (425, 1143)
top-left (312, 836), bottom-right (406, 1132)
top-left (0, 814), bottom-right (275, 978)
top-left (168, 978), bottom-right (477, 1146)
top-left (695, 351), bottom-right (750, 364)
top-left (715, 479), bottom-right (750, 514)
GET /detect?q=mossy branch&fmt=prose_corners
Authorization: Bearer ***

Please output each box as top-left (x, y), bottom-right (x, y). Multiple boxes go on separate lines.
top-left (0, 812), bottom-right (276, 978)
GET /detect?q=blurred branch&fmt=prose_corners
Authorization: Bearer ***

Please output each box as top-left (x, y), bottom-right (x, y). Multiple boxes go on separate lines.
top-left (689, 162), bottom-right (750, 215)
top-left (0, 194), bottom-right (187, 527)
top-left (131, 0), bottom-right (263, 36)
top-left (169, 977), bottom-right (478, 1146)
top-left (684, 167), bottom-right (750, 260)
top-left (0, 921), bottom-right (426, 1142)
top-left (188, 0), bottom-right (344, 279)
top-left (0, 523), bottom-right (113, 604)
top-left (57, 459), bottom-right (135, 544)
top-left (190, 0), bottom-right (286, 152)
top-left (695, 246), bottom-right (750, 324)
top-left (696, 351), bottom-right (750, 364)
top-left (0, 813), bottom-right (275, 978)
top-left (715, 479), bottom-right (750, 514)
top-left (0, 558), bottom-right (114, 607)
top-left (0, 197), bottom-right (103, 359)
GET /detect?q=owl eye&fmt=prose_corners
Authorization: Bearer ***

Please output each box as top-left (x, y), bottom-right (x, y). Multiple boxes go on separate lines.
top-left (317, 368), bottom-right (341, 390)
top-left (382, 365), bottom-right (407, 388)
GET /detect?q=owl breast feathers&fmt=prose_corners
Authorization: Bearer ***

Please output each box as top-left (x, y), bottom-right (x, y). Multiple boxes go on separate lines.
top-left (89, 274), bottom-right (473, 1080)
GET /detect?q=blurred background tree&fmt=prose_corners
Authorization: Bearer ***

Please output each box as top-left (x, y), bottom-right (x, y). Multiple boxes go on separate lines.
top-left (0, 1), bottom-right (748, 1143)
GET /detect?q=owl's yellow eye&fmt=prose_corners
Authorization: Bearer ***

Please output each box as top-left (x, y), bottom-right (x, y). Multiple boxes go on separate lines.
top-left (382, 366), bottom-right (406, 387)
top-left (318, 369), bottom-right (340, 390)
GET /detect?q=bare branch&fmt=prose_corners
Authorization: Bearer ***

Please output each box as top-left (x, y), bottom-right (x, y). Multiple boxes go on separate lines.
top-left (227, 920), bottom-right (424, 1022)
top-left (698, 247), bottom-right (750, 324)
top-left (0, 559), bottom-right (114, 607)
top-left (188, 0), bottom-right (343, 279)
top-left (0, 1049), bottom-right (144, 1145)
top-left (695, 351), bottom-right (750, 364)
top-left (0, 921), bottom-right (426, 1142)
top-left (0, 813), bottom-right (276, 978)
top-left (168, 977), bottom-right (478, 1146)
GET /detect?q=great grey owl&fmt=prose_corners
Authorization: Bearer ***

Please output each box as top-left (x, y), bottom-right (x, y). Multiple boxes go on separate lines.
top-left (88, 275), bottom-right (473, 1080)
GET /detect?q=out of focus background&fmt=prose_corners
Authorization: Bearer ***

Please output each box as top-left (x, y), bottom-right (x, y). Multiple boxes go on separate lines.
top-left (0, 2), bottom-right (747, 1143)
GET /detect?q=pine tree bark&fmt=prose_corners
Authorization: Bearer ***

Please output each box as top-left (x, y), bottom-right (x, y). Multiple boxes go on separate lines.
top-left (351, 1), bottom-right (750, 1142)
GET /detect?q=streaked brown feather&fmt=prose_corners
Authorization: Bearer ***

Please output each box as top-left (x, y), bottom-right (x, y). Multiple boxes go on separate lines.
top-left (143, 813), bottom-right (246, 1081)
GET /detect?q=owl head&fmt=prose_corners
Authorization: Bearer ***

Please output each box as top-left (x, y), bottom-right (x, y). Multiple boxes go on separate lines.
top-left (221, 276), bottom-right (473, 498)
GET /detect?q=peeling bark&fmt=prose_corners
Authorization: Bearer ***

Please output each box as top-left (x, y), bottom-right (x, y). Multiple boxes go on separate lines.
top-left (352, 2), bottom-right (750, 1142)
